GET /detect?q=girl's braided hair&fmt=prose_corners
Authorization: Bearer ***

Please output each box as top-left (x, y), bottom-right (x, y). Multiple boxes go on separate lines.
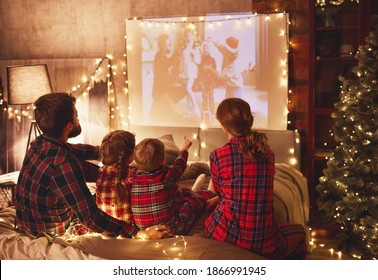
top-left (100, 130), bottom-right (135, 205)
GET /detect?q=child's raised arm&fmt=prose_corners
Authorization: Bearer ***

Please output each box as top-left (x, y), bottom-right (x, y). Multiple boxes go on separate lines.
top-left (181, 136), bottom-right (192, 151)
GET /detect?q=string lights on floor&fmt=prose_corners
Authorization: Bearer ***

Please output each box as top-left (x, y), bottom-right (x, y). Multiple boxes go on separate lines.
top-left (62, 220), bottom-right (187, 260)
top-left (308, 227), bottom-right (362, 260)
top-left (156, 234), bottom-right (187, 260)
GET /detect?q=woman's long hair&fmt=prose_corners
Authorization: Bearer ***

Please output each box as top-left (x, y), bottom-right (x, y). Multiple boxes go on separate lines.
top-left (216, 98), bottom-right (270, 160)
top-left (100, 130), bottom-right (135, 205)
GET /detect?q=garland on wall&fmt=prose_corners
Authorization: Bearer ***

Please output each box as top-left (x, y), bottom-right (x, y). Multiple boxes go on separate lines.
top-left (1, 56), bottom-right (130, 134)
top-left (69, 56), bottom-right (129, 131)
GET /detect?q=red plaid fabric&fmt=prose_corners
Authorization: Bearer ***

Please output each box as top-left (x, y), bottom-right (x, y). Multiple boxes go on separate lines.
top-left (15, 135), bottom-right (138, 238)
top-left (131, 150), bottom-right (213, 234)
top-left (204, 137), bottom-right (307, 259)
top-left (96, 165), bottom-right (134, 223)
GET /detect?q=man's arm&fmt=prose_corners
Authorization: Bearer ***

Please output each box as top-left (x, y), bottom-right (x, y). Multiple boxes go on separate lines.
top-left (53, 158), bottom-right (139, 237)
top-left (69, 143), bottom-right (100, 160)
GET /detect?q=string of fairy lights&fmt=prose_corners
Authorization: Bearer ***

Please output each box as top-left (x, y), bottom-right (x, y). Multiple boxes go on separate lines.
top-left (1, 56), bottom-right (130, 132)
top-left (62, 218), bottom-right (187, 260)
top-left (68, 56), bottom-right (128, 130)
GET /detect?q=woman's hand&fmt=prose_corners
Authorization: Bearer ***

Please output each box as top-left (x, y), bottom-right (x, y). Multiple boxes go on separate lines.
top-left (134, 225), bottom-right (172, 239)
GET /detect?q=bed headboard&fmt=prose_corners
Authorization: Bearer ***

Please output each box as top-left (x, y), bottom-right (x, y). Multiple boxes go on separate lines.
top-left (130, 125), bottom-right (301, 170)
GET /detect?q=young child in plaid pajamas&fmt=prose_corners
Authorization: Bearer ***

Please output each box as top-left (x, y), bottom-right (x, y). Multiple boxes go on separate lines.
top-left (204, 98), bottom-right (308, 259)
top-left (130, 137), bottom-right (215, 234)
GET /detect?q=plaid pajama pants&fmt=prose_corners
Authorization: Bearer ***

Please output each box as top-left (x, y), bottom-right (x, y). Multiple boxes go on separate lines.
top-left (263, 223), bottom-right (308, 260)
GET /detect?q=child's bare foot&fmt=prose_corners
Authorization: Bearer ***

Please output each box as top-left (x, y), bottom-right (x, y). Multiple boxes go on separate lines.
top-left (191, 173), bottom-right (206, 192)
top-left (207, 180), bottom-right (215, 194)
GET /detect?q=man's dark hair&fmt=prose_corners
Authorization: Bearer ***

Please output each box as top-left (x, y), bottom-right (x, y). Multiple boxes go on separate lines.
top-left (34, 92), bottom-right (76, 138)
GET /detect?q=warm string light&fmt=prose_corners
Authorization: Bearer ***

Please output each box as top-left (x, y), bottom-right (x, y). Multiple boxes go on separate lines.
top-left (3, 56), bottom-right (129, 130)
top-left (68, 56), bottom-right (130, 131)
top-left (123, 34), bottom-right (130, 129)
top-left (156, 234), bottom-right (187, 260)
top-left (131, 228), bottom-right (187, 260)
top-left (133, 14), bottom-right (280, 25)
top-left (316, 0), bottom-right (359, 6)
top-left (309, 228), bottom-right (364, 259)
top-left (70, 57), bottom-right (108, 98)
top-left (62, 221), bottom-right (188, 260)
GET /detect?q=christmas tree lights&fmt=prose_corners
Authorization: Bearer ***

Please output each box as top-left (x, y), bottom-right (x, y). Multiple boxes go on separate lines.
top-left (316, 16), bottom-right (378, 260)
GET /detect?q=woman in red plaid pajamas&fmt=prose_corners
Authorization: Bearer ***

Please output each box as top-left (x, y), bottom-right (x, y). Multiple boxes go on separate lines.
top-left (130, 137), bottom-right (215, 234)
top-left (204, 98), bottom-right (307, 259)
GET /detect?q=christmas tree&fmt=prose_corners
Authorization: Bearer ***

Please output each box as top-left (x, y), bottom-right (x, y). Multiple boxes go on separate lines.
top-left (316, 16), bottom-right (378, 260)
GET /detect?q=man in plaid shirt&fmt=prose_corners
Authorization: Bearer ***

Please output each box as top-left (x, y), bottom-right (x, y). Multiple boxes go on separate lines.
top-left (15, 92), bottom-right (169, 239)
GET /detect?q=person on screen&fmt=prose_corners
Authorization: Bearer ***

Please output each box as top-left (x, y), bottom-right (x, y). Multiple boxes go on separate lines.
top-left (198, 41), bottom-right (217, 124)
top-left (15, 92), bottom-right (169, 239)
top-left (209, 36), bottom-right (244, 99)
top-left (150, 33), bottom-right (181, 122)
top-left (204, 98), bottom-right (307, 259)
top-left (130, 137), bottom-right (215, 234)
top-left (177, 28), bottom-right (202, 118)
top-left (95, 130), bottom-right (136, 224)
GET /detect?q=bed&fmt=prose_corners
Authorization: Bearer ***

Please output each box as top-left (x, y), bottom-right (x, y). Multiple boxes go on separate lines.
top-left (0, 128), bottom-right (309, 260)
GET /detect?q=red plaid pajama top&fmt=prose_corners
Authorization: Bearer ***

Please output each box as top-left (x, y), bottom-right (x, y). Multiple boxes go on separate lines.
top-left (96, 165), bottom-right (134, 223)
top-left (130, 150), bottom-right (213, 234)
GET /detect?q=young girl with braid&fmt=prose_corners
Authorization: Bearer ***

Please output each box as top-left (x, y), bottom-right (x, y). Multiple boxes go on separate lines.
top-left (95, 130), bottom-right (136, 224)
top-left (204, 98), bottom-right (308, 259)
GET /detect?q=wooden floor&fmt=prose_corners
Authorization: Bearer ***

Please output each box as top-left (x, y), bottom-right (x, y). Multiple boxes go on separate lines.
top-left (305, 227), bottom-right (359, 260)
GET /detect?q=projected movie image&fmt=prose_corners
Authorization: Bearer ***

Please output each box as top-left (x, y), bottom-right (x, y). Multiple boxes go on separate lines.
top-left (126, 14), bottom-right (288, 129)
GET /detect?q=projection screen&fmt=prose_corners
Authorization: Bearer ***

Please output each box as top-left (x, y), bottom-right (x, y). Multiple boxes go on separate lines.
top-left (126, 13), bottom-right (289, 130)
